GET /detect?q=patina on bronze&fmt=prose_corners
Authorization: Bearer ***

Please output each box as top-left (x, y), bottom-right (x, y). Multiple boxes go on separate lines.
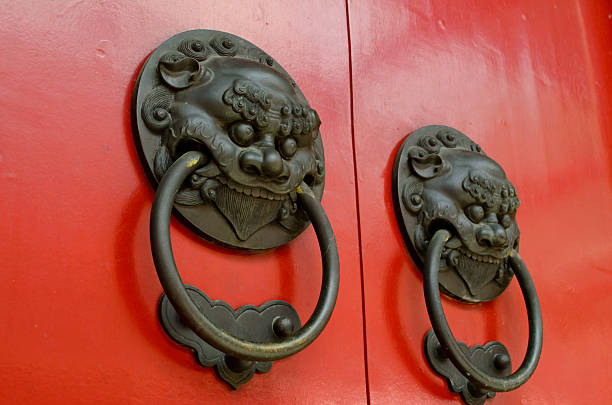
top-left (132, 29), bottom-right (325, 250)
top-left (392, 126), bottom-right (542, 404)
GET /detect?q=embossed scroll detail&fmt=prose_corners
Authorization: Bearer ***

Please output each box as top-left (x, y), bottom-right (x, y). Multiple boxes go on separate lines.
top-left (222, 79), bottom-right (272, 128)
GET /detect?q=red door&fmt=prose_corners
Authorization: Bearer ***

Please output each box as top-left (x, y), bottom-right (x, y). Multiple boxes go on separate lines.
top-left (348, 1), bottom-right (612, 403)
top-left (0, 1), bottom-right (366, 403)
top-left (2, 1), bottom-right (612, 404)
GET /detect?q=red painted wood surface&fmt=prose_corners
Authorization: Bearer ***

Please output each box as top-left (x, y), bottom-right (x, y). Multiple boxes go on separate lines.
top-left (2, 0), bottom-right (612, 404)
top-left (348, 0), bottom-right (612, 404)
top-left (0, 1), bottom-right (366, 404)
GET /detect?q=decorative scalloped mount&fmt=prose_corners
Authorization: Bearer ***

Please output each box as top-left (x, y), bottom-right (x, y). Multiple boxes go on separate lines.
top-left (424, 330), bottom-right (512, 405)
top-left (159, 285), bottom-right (301, 389)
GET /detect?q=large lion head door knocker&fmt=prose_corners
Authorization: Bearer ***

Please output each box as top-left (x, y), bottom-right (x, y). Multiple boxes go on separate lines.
top-left (392, 126), bottom-right (542, 404)
top-left (132, 30), bottom-right (338, 389)
top-left (134, 30), bottom-right (325, 250)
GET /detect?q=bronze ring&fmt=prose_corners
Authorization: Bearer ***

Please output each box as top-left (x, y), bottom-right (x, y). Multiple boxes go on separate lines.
top-left (423, 229), bottom-right (543, 392)
top-left (150, 151), bottom-right (340, 361)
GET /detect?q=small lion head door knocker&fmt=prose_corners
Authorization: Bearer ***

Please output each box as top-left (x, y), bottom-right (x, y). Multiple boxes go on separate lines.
top-left (394, 126), bottom-right (520, 302)
top-left (133, 29), bottom-right (325, 250)
top-left (393, 126), bottom-right (542, 405)
top-left (132, 30), bottom-right (338, 390)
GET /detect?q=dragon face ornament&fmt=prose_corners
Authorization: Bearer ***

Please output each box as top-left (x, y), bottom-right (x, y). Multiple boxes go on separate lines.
top-left (133, 30), bottom-right (324, 250)
top-left (393, 126), bottom-right (520, 302)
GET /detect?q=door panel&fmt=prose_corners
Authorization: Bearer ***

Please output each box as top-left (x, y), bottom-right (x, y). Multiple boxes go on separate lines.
top-left (348, 0), bottom-right (612, 403)
top-left (3, 0), bottom-right (612, 403)
top-left (0, 1), bottom-right (366, 403)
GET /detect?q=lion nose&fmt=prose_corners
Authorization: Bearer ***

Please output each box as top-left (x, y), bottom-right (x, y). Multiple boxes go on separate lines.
top-left (239, 148), bottom-right (284, 179)
top-left (262, 148), bottom-right (283, 177)
top-left (476, 224), bottom-right (508, 248)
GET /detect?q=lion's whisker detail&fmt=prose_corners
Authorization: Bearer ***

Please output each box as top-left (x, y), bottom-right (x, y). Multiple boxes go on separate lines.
top-left (214, 184), bottom-right (284, 241)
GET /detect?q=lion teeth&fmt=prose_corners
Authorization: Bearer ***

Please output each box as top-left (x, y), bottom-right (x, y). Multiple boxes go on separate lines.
top-left (456, 247), bottom-right (502, 264)
top-left (216, 176), bottom-right (285, 201)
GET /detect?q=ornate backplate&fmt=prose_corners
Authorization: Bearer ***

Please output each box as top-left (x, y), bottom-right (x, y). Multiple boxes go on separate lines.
top-left (159, 285), bottom-right (300, 389)
top-left (424, 331), bottom-right (512, 405)
top-left (392, 126), bottom-right (520, 302)
top-left (132, 30), bottom-right (325, 250)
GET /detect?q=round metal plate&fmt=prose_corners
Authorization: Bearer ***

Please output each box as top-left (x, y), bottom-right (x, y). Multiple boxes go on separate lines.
top-left (132, 30), bottom-right (325, 250)
top-left (392, 126), bottom-right (519, 302)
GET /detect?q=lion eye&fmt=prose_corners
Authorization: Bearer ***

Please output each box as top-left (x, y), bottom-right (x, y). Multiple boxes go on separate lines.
top-left (465, 205), bottom-right (485, 223)
top-left (229, 122), bottom-right (255, 146)
top-left (500, 214), bottom-right (512, 228)
top-left (279, 137), bottom-right (297, 159)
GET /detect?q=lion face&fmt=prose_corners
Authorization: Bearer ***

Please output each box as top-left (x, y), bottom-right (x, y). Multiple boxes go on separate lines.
top-left (416, 150), bottom-right (520, 297)
top-left (396, 126), bottom-right (520, 302)
top-left (140, 36), bottom-right (324, 243)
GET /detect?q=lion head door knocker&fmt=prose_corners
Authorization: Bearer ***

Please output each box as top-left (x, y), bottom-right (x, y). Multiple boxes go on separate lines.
top-left (132, 30), bottom-right (338, 389)
top-left (392, 126), bottom-right (542, 404)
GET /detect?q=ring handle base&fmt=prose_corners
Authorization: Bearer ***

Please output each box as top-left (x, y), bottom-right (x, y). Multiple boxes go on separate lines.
top-left (424, 330), bottom-right (512, 405)
top-left (159, 286), bottom-right (301, 389)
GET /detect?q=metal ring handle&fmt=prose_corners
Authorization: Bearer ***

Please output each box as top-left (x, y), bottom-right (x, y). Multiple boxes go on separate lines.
top-left (151, 151), bottom-right (340, 362)
top-left (424, 229), bottom-right (543, 392)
